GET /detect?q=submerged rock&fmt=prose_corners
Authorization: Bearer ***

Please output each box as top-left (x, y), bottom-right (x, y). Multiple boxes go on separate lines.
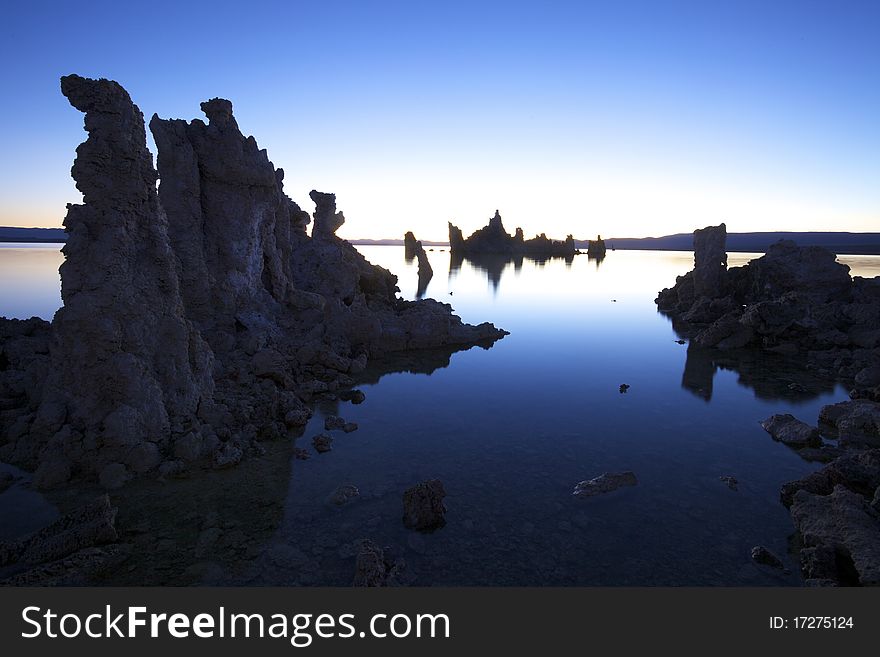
top-left (352, 539), bottom-right (408, 587)
top-left (720, 475), bottom-right (739, 491)
top-left (324, 415), bottom-right (346, 431)
top-left (312, 433), bottom-right (333, 454)
top-left (328, 484), bottom-right (360, 507)
top-left (0, 495), bottom-right (117, 568)
top-left (402, 479), bottom-right (447, 531)
top-left (572, 471), bottom-right (638, 497)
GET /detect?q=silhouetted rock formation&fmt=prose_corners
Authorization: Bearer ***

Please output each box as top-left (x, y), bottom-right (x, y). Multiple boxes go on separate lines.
top-left (0, 75), bottom-right (507, 489)
top-left (403, 232), bottom-right (433, 298)
top-left (403, 231), bottom-right (418, 262)
top-left (656, 224), bottom-right (880, 390)
top-left (587, 235), bottom-right (607, 258)
top-left (448, 210), bottom-right (576, 257)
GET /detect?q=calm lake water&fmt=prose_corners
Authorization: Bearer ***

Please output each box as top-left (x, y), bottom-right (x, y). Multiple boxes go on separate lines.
top-left (2, 242), bottom-right (880, 586)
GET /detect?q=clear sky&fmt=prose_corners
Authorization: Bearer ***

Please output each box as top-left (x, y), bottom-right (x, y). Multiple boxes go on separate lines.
top-left (1, 0), bottom-right (877, 240)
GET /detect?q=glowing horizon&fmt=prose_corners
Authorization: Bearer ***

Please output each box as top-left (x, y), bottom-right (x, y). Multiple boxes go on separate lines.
top-left (2, 1), bottom-right (877, 242)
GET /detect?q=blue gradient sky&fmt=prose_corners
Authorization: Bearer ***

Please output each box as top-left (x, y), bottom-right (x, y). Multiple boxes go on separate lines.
top-left (1, 0), bottom-right (877, 240)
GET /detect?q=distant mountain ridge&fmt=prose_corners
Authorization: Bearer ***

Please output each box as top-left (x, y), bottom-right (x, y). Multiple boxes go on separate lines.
top-left (0, 226), bottom-right (66, 242)
top-left (600, 231), bottom-right (880, 255)
top-left (3, 227), bottom-right (879, 255)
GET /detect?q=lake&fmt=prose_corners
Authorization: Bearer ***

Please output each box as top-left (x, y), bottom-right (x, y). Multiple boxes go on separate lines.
top-left (2, 242), bottom-right (879, 585)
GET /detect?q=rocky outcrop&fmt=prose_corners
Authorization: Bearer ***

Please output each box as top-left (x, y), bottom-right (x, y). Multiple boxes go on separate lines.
top-left (404, 232), bottom-right (434, 298)
top-left (587, 235), bottom-right (607, 259)
top-left (760, 414), bottom-right (822, 448)
top-left (0, 75), bottom-right (507, 489)
top-left (448, 210), bottom-right (576, 257)
top-left (17, 75), bottom-right (215, 485)
top-left (777, 401), bottom-right (880, 585)
top-left (402, 479), bottom-right (447, 531)
top-left (656, 224), bottom-right (880, 391)
top-left (403, 231), bottom-right (418, 261)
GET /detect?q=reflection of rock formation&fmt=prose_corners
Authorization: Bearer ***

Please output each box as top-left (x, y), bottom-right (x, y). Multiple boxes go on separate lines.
top-left (657, 224), bottom-right (880, 390)
top-left (404, 232), bottom-right (433, 299)
top-left (448, 252), bottom-right (527, 292)
top-left (680, 345), bottom-right (715, 400)
top-left (0, 75), bottom-right (508, 490)
top-left (679, 344), bottom-right (836, 402)
top-left (449, 210), bottom-right (576, 257)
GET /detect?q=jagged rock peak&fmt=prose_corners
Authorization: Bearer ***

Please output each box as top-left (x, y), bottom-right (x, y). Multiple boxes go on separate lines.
top-left (489, 210), bottom-right (505, 232)
top-left (200, 97), bottom-right (237, 129)
top-left (39, 74), bottom-right (214, 483)
top-left (310, 190), bottom-right (345, 238)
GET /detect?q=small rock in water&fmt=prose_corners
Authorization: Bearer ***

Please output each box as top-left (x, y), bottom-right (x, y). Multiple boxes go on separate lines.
top-left (312, 433), bottom-right (333, 453)
top-left (760, 414), bottom-right (821, 448)
top-left (402, 479), bottom-right (447, 531)
top-left (619, 384), bottom-right (630, 393)
top-left (573, 471), bottom-right (638, 498)
top-left (343, 422), bottom-right (358, 433)
top-left (353, 539), bottom-right (408, 587)
top-left (675, 339), bottom-right (686, 345)
top-left (324, 415), bottom-right (346, 431)
top-left (750, 545), bottom-right (785, 570)
top-left (720, 475), bottom-right (739, 491)
top-left (294, 447), bottom-right (311, 460)
top-left (339, 389), bottom-right (366, 404)
top-left (328, 484), bottom-right (360, 506)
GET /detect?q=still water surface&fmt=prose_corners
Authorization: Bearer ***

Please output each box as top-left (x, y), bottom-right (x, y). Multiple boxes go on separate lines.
top-left (2, 243), bottom-right (879, 585)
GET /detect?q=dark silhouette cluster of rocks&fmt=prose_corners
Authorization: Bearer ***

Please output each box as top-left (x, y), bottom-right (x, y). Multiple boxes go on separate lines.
top-left (0, 75), bottom-right (507, 491)
top-left (448, 210), bottom-right (576, 258)
top-left (658, 224), bottom-right (880, 586)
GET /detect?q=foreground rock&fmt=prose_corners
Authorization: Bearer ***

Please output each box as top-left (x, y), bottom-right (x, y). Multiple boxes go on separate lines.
top-left (0, 75), bottom-right (508, 489)
top-left (572, 471), bottom-right (638, 497)
top-left (402, 479), bottom-right (447, 531)
top-left (760, 414), bottom-right (822, 448)
top-left (449, 210), bottom-right (576, 257)
top-left (778, 400), bottom-right (880, 585)
top-left (352, 539), bottom-right (408, 587)
top-left (790, 486), bottom-right (880, 585)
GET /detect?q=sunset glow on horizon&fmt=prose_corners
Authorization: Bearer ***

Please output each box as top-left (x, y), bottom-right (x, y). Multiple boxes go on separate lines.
top-left (1, 1), bottom-right (877, 241)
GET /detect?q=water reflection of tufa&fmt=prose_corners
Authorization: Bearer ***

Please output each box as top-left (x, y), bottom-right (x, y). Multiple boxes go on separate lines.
top-left (679, 343), bottom-right (836, 402)
top-left (449, 251), bottom-right (574, 292)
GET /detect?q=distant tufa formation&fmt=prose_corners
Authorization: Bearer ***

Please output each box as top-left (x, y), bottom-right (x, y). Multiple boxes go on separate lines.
top-left (448, 210), bottom-right (576, 257)
top-left (0, 75), bottom-right (507, 489)
top-left (586, 235), bottom-right (606, 259)
top-left (403, 231), bottom-right (433, 298)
